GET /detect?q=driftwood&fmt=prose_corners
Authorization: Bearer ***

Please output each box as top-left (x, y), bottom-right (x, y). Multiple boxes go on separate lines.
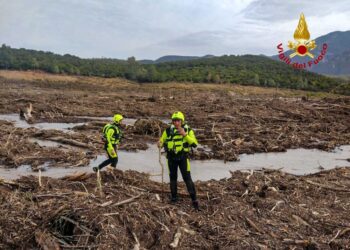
top-left (48, 137), bottom-right (90, 148)
top-left (246, 217), bottom-right (263, 233)
top-left (328, 229), bottom-right (342, 244)
top-left (339, 228), bottom-right (350, 237)
top-left (100, 200), bottom-right (113, 207)
top-left (132, 232), bottom-right (140, 250)
top-left (270, 200), bottom-right (285, 212)
top-left (112, 194), bottom-right (142, 207)
top-left (35, 230), bottom-right (61, 250)
top-left (292, 215), bottom-right (317, 232)
top-left (282, 239), bottom-right (311, 246)
top-left (170, 228), bottom-right (182, 248)
top-left (0, 178), bottom-right (26, 189)
top-left (169, 227), bottom-right (196, 248)
top-left (1, 70), bottom-right (350, 249)
top-left (60, 216), bottom-right (93, 234)
top-left (60, 172), bottom-right (90, 181)
top-left (97, 169), bottom-right (103, 196)
top-left (149, 187), bottom-right (208, 198)
top-left (0, 178), bottom-right (17, 186)
top-left (305, 180), bottom-right (350, 193)
top-left (2, 166), bottom-right (350, 249)
top-left (20, 103), bottom-right (34, 123)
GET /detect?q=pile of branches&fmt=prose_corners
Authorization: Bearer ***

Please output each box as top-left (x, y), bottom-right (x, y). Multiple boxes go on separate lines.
top-left (133, 119), bottom-right (167, 136)
top-left (1, 167), bottom-right (350, 249)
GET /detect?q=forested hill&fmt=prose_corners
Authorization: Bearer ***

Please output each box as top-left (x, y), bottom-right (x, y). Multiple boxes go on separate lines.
top-left (0, 44), bottom-right (348, 94)
top-left (272, 30), bottom-right (350, 76)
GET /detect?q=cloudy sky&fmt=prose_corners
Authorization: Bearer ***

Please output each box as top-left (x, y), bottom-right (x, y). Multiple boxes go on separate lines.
top-left (1, 0), bottom-right (350, 59)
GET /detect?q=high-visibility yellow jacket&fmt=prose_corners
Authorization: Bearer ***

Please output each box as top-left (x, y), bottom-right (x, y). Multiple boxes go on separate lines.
top-left (103, 123), bottom-right (122, 150)
top-left (160, 124), bottom-right (198, 155)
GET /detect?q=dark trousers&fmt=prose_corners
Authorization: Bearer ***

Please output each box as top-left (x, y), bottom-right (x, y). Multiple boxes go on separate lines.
top-left (98, 144), bottom-right (118, 170)
top-left (168, 155), bottom-right (197, 201)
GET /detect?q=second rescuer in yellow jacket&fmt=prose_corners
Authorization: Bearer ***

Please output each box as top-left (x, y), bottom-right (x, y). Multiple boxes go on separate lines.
top-left (93, 114), bottom-right (123, 172)
top-left (159, 111), bottom-right (199, 210)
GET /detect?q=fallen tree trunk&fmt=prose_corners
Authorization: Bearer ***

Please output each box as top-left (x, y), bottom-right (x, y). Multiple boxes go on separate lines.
top-left (48, 137), bottom-right (90, 149)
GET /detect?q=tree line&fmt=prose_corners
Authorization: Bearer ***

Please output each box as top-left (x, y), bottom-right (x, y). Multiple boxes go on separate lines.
top-left (0, 44), bottom-right (348, 94)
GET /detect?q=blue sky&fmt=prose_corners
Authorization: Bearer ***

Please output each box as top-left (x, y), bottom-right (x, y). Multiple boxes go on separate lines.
top-left (1, 0), bottom-right (349, 59)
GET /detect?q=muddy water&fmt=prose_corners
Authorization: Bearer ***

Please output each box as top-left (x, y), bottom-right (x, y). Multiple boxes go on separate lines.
top-left (0, 114), bottom-right (84, 131)
top-left (75, 116), bottom-right (138, 126)
top-left (0, 114), bottom-right (167, 130)
top-left (1, 114), bottom-right (348, 181)
top-left (1, 144), bottom-right (349, 182)
top-left (121, 145), bottom-right (350, 182)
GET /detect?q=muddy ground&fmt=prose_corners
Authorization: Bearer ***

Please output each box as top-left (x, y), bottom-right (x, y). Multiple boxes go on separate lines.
top-left (0, 70), bottom-right (349, 168)
top-left (1, 167), bottom-right (350, 249)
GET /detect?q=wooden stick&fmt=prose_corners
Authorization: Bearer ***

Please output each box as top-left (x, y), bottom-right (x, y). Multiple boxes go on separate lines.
top-left (103, 212), bottom-right (119, 216)
top-left (155, 218), bottom-right (170, 232)
top-left (4, 128), bottom-right (17, 150)
top-left (305, 180), bottom-right (350, 193)
top-left (60, 216), bottom-right (93, 234)
top-left (48, 137), bottom-right (90, 148)
top-left (38, 169), bottom-right (42, 187)
top-left (292, 215), bottom-right (317, 231)
top-left (169, 227), bottom-right (196, 248)
top-left (271, 200), bottom-right (284, 212)
top-left (35, 230), bottom-right (61, 250)
top-left (96, 169), bottom-right (102, 196)
top-left (157, 123), bottom-right (165, 199)
top-left (246, 217), bottom-right (263, 233)
top-left (132, 232), bottom-right (140, 250)
top-left (246, 170), bottom-right (254, 180)
top-left (99, 200), bottom-right (113, 207)
top-left (149, 188), bottom-right (207, 198)
top-left (339, 228), bottom-right (350, 237)
top-left (328, 229), bottom-right (341, 244)
top-left (170, 228), bottom-right (182, 248)
top-left (112, 194), bottom-right (142, 207)
top-left (34, 193), bottom-right (71, 199)
top-left (158, 147), bottom-right (165, 197)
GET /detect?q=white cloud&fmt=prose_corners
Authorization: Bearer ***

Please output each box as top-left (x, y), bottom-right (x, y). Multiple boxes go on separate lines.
top-left (0, 0), bottom-right (349, 59)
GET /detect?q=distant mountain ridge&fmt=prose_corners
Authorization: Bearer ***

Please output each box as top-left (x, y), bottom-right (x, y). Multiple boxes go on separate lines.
top-left (139, 54), bottom-right (215, 64)
top-left (273, 30), bottom-right (350, 75)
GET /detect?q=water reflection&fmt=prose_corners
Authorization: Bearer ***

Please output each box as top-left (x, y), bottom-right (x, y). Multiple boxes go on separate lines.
top-left (1, 144), bottom-right (349, 182)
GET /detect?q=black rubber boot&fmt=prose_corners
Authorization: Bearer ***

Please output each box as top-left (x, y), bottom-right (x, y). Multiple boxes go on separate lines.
top-left (170, 196), bottom-right (178, 203)
top-left (192, 200), bottom-right (200, 210)
top-left (170, 180), bottom-right (177, 201)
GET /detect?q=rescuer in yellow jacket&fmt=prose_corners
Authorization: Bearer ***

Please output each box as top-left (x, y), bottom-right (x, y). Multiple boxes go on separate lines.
top-left (159, 111), bottom-right (199, 210)
top-left (93, 114), bottom-right (123, 172)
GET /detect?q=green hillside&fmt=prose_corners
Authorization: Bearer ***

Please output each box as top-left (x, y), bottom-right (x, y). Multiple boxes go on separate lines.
top-left (0, 44), bottom-right (348, 94)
